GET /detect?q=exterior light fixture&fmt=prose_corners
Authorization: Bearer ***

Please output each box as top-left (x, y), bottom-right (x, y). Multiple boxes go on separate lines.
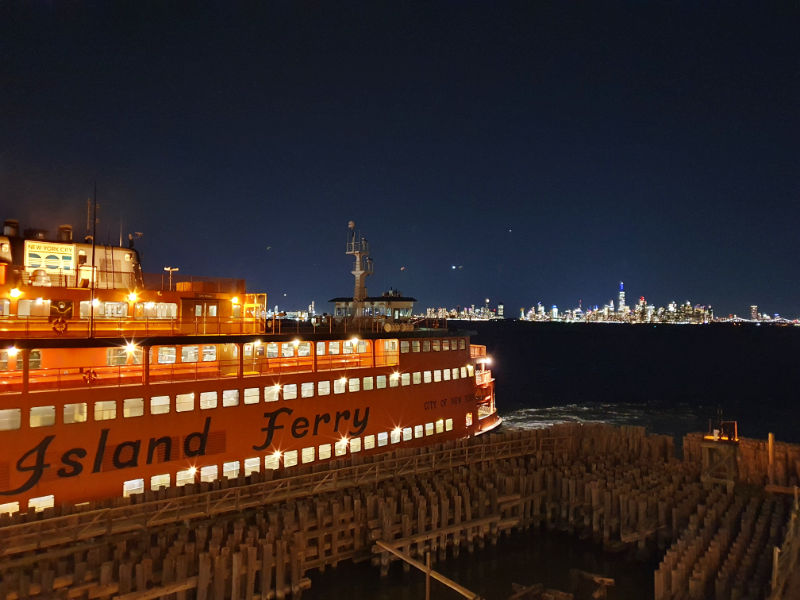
top-left (9, 288), bottom-right (21, 298)
top-left (231, 296), bottom-right (240, 305)
top-left (7, 346), bottom-right (18, 357)
top-left (92, 298), bottom-right (100, 307)
top-left (187, 466), bottom-right (197, 476)
top-left (125, 342), bottom-right (137, 354)
top-left (127, 292), bottom-right (138, 303)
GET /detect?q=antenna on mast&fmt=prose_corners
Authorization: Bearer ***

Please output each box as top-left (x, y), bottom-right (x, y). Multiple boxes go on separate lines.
top-left (345, 221), bottom-right (373, 318)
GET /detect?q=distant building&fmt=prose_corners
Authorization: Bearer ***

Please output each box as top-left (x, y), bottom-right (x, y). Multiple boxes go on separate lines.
top-left (750, 305), bottom-right (758, 320)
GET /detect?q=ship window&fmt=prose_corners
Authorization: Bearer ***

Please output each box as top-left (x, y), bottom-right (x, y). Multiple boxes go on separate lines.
top-left (266, 343), bottom-right (279, 358)
top-left (17, 350), bottom-right (42, 370)
top-left (384, 339), bottom-right (397, 352)
top-left (436, 419), bottom-right (444, 434)
top-left (122, 480), bottom-right (144, 498)
top-left (376, 375), bottom-right (386, 389)
top-left (400, 341), bottom-right (409, 353)
top-left (442, 340), bottom-right (450, 351)
top-left (264, 386), bottom-right (280, 402)
top-left (0, 300), bottom-right (9, 317)
top-left (176, 393), bottom-right (194, 412)
top-left (200, 391), bottom-right (217, 409)
top-left (348, 378), bottom-right (360, 392)
top-left (401, 373), bottom-right (410, 386)
top-left (412, 372), bottom-right (421, 384)
top-left (151, 395), bottom-right (170, 414)
top-left (297, 342), bottom-right (311, 357)
top-left (390, 373), bottom-right (400, 387)
top-left (412, 341), bottom-right (420, 352)
top-left (223, 461), bottom-right (240, 479)
top-left (377, 432), bottom-right (388, 447)
top-left (342, 341), bottom-right (353, 354)
top-left (176, 469), bottom-right (195, 487)
top-left (30, 406), bottom-right (55, 428)
top-left (64, 402), bottom-right (88, 423)
top-left (108, 347), bottom-right (129, 366)
top-left (363, 376), bottom-right (374, 391)
top-left (244, 387), bottom-right (259, 404)
top-left (284, 450), bottom-right (298, 467)
top-left (281, 344), bottom-right (295, 358)
top-left (121, 398), bottom-right (143, 418)
top-left (423, 371), bottom-right (432, 383)
top-left (319, 443), bottom-right (332, 460)
top-left (467, 364), bottom-right (475, 376)
top-left (434, 370), bottom-right (442, 382)
top-left (334, 378), bottom-right (346, 394)
top-left (318, 380), bottom-right (330, 395)
top-left (150, 474), bottom-right (170, 491)
top-left (350, 437), bottom-right (362, 453)
top-left (445, 418), bottom-right (453, 431)
top-left (422, 340), bottom-right (430, 352)
top-left (264, 454), bottom-right (280, 470)
top-left (0, 502), bottom-right (19, 516)
top-left (334, 439), bottom-right (348, 456)
top-left (0, 350), bottom-right (7, 371)
top-left (433, 340), bottom-right (441, 351)
top-left (390, 429), bottom-right (401, 444)
top-left (414, 425), bottom-right (423, 438)
top-left (316, 341), bottom-right (326, 355)
top-left (105, 302), bottom-right (128, 317)
top-left (28, 495), bottom-right (55, 512)
top-left (283, 384), bottom-right (297, 400)
top-left (243, 457), bottom-right (260, 476)
top-left (443, 369), bottom-right (451, 381)
top-left (19, 299), bottom-right (51, 318)
top-left (301, 382), bottom-right (314, 398)
top-left (200, 465), bottom-right (218, 483)
top-left (357, 340), bottom-right (367, 353)
top-left (459, 339), bottom-right (466, 350)
top-left (222, 389), bottom-right (239, 407)
top-left (181, 346), bottom-right (199, 362)
top-left (157, 347), bottom-right (176, 364)
top-left (402, 427), bottom-right (412, 441)
top-left (465, 413), bottom-right (473, 427)
top-left (328, 341), bottom-right (340, 355)
top-left (461, 367), bottom-right (468, 378)
top-left (208, 305), bottom-right (217, 317)
top-left (202, 345), bottom-right (216, 361)
top-left (425, 423), bottom-right (434, 436)
top-left (364, 435), bottom-right (375, 450)
top-left (452, 368), bottom-right (459, 380)
top-left (194, 305), bottom-right (202, 317)
top-left (140, 302), bottom-right (177, 319)
top-left (94, 401), bottom-right (117, 421)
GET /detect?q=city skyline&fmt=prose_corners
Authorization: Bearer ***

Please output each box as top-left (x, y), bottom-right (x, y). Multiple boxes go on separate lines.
top-left (2, 4), bottom-right (798, 316)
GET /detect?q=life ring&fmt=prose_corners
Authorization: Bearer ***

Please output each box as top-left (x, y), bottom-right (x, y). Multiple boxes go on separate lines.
top-left (83, 369), bottom-right (98, 385)
top-left (52, 317), bottom-right (68, 335)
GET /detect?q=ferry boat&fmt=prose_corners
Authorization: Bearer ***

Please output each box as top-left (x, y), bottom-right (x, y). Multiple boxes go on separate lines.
top-left (0, 219), bottom-right (500, 514)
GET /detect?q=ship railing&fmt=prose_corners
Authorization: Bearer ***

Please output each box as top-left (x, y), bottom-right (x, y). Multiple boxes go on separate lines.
top-left (770, 487), bottom-right (800, 599)
top-left (469, 344), bottom-right (487, 358)
top-left (475, 370), bottom-right (493, 386)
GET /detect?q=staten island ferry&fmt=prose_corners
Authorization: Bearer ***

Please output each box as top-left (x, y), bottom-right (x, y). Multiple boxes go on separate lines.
top-left (0, 219), bottom-right (500, 514)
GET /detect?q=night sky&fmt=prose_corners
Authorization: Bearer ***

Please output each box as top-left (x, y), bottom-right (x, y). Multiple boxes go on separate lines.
top-left (2, 3), bottom-right (798, 317)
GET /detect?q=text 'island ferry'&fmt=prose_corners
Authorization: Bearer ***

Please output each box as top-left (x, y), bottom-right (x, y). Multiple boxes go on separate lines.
top-left (0, 219), bottom-right (500, 514)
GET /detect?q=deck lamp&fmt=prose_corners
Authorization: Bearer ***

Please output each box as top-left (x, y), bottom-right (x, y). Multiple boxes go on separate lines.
top-left (9, 288), bottom-right (21, 299)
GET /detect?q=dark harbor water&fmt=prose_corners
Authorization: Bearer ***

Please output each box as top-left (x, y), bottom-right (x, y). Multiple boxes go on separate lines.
top-left (305, 321), bottom-right (800, 599)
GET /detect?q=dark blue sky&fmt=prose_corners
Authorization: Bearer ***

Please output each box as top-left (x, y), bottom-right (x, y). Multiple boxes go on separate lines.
top-left (2, 3), bottom-right (798, 317)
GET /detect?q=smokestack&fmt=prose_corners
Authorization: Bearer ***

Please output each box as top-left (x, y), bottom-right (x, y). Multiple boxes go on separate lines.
top-left (58, 224), bottom-right (73, 242)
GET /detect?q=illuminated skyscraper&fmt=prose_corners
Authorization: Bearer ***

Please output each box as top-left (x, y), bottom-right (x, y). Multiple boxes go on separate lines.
top-left (750, 305), bottom-right (758, 320)
top-left (617, 281), bottom-right (627, 315)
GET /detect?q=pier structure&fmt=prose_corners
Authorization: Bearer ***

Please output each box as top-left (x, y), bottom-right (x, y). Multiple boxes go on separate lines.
top-left (0, 424), bottom-right (798, 600)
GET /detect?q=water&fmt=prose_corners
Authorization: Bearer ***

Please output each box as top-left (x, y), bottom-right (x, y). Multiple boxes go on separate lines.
top-left (304, 321), bottom-right (800, 598)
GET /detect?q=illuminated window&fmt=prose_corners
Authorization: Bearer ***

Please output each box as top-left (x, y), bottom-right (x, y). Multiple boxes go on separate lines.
top-left (434, 370), bottom-right (442, 382)
top-left (283, 384), bottom-right (297, 400)
top-left (411, 341), bottom-right (420, 352)
top-left (445, 418), bottom-right (453, 431)
top-left (199, 391), bottom-right (217, 409)
top-left (376, 375), bottom-right (386, 389)
top-left (202, 345), bottom-right (217, 361)
top-left (176, 469), bottom-right (195, 487)
top-left (181, 346), bottom-right (199, 362)
top-left (363, 376), bottom-right (374, 391)
top-left (284, 450), bottom-right (298, 467)
top-left (414, 425), bottom-right (423, 438)
top-left (377, 432), bottom-right (388, 447)
top-left (412, 372), bottom-right (421, 384)
top-left (94, 400), bottom-right (116, 421)
top-left (122, 480), bottom-right (144, 498)
top-left (301, 447), bottom-right (315, 463)
top-left (243, 457), bottom-right (260, 476)
top-left (244, 387), bottom-right (259, 404)
top-left (348, 378), bottom-right (360, 392)
top-left (200, 465), bottom-right (218, 483)
top-left (442, 340), bottom-right (450, 351)
top-left (443, 369), bottom-right (451, 381)
top-left (436, 419), bottom-right (444, 434)
top-left (467, 364), bottom-right (475, 376)
top-left (423, 371), bottom-right (432, 383)
top-left (390, 429), bottom-right (400, 444)
top-left (402, 427), bottom-right (413, 441)
top-left (123, 398), bottom-right (144, 417)
top-left (334, 439), bottom-right (348, 456)
top-left (459, 339), bottom-right (466, 350)
top-left (329, 341), bottom-right (340, 355)
top-left (28, 495), bottom-right (55, 512)
top-left (64, 403), bottom-right (88, 423)
top-left (400, 341), bottom-right (409, 353)
top-left (264, 454), bottom-right (280, 470)
top-left (222, 389), bottom-right (239, 407)
top-left (176, 393), bottom-right (194, 412)
top-left (401, 373), bottom-right (410, 386)
top-left (264, 386), bottom-right (280, 402)
top-left (466, 413), bottom-right (473, 427)
top-left (266, 343), bottom-right (279, 358)
top-left (334, 379), bottom-right (346, 394)
top-left (319, 444), bottom-right (332, 460)
top-left (460, 367), bottom-right (467, 378)
top-left (343, 341), bottom-right (353, 354)
top-left (452, 368), bottom-right (459, 379)
top-left (151, 395), bottom-right (170, 414)
top-left (422, 340), bottom-right (430, 352)
top-left (350, 437), bottom-right (362, 453)
top-left (425, 423), bottom-right (434, 436)
top-left (357, 340), bottom-right (367, 353)
top-left (432, 340), bottom-right (440, 351)
top-left (301, 382), bottom-right (314, 398)
top-left (364, 435), bottom-right (375, 450)
top-left (30, 406), bottom-right (55, 427)
top-left (316, 341), bottom-right (326, 355)
top-left (223, 461), bottom-right (240, 479)
top-left (384, 339), bottom-right (397, 352)
top-left (297, 342), bottom-right (311, 357)
top-left (390, 374), bottom-right (400, 388)
top-left (151, 474), bottom-right (170, 491)
top-left (281, 344), bottom-right (295, 358)
top-left (107, 346), bottom-right (141, 365)
top-left (157, 347), bottom-right (176, 364)
top-left (318, 380), bottom-right (331, 395)
top-left (0, 502), bottom-right (19, 516)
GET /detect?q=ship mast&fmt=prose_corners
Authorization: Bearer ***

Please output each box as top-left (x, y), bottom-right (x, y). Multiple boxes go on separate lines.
top-left (345, 221), bottom-right (373, 318)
